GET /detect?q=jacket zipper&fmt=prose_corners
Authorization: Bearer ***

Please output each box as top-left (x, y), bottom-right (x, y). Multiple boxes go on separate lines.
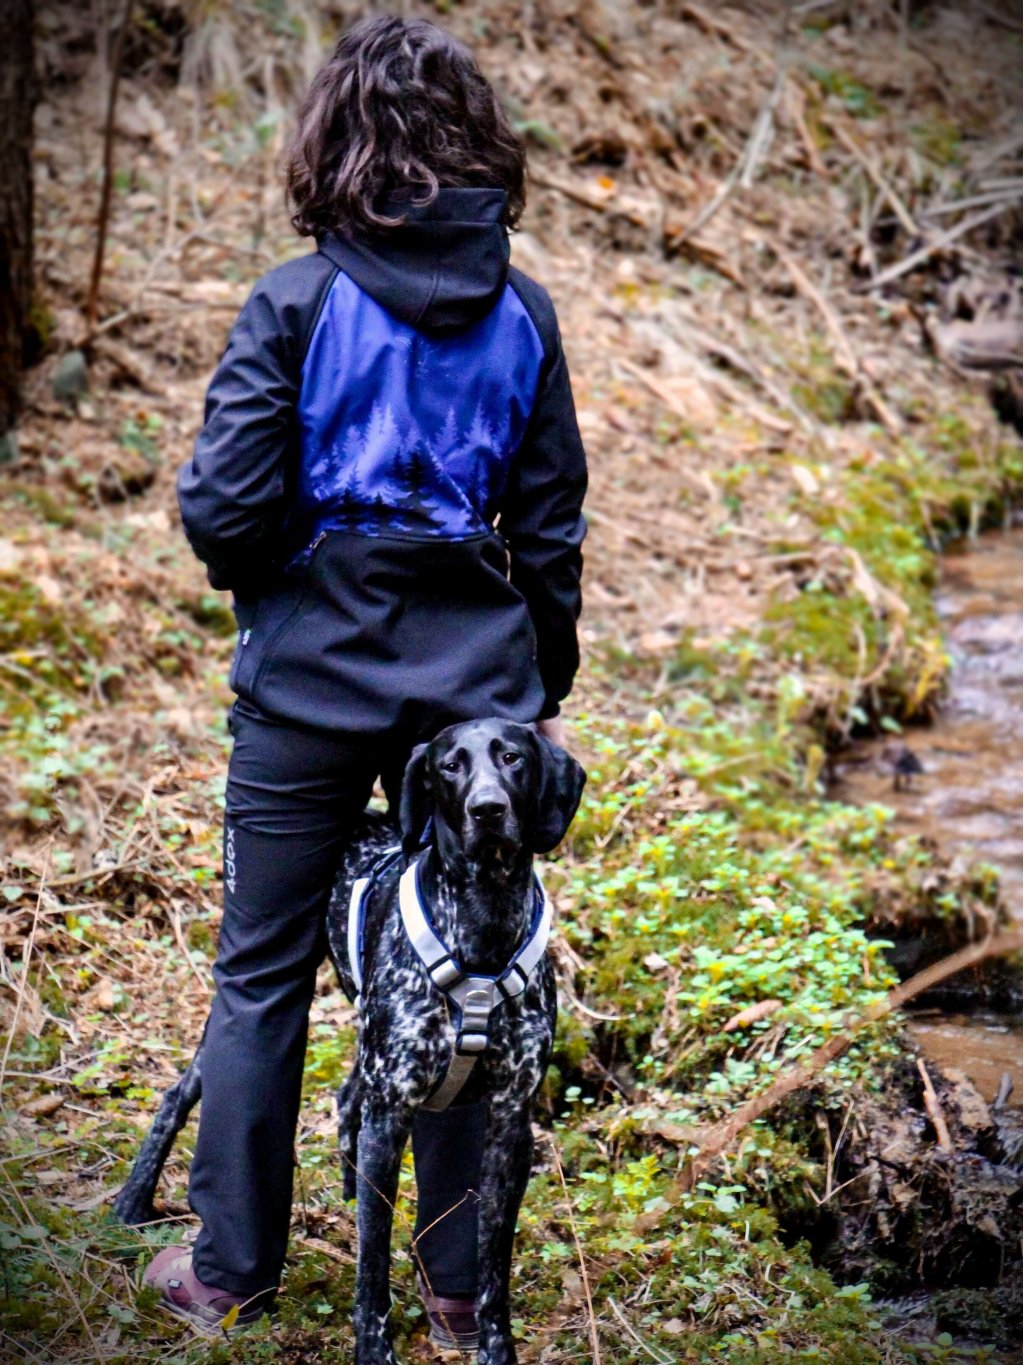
top-left (237, 534), bottom-right (326, 657)
top-left (247, 532), bottom-right (329, 696)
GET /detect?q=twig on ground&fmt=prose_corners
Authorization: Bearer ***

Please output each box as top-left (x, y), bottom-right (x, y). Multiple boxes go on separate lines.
top-left (827, 119), bottom-right (917, 237)
top-left (858, 201), bottom-right (1011, 292)
top-left (530, 173), bottom-right (650, 228)
top-left (168, 901), bottom-right (213, 996)
top-left (0, 844), bottom-right (52, 1100)
top-left (676, 929), bottom-right (1022, 1188)
top-left (919, 186), bottom-right (1023, 219)
top-left (619, 356), bottom-right (793, 437)
top-left (776, 246), bottom-right (901, 433)
top-left (680, 318), bottom-right (823, 436)
top-left (917, 1058), bottom-right (953, 1151)
top-left (668, 69), bottom-right (786, 246)
top-left (548, 1136), bottom-right (602, 1365)
top-left (607, 1297), bottom-right (672, 1364)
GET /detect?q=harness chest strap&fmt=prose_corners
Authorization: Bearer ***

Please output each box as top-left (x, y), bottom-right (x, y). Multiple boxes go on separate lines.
top-left (349, 854), bottom-right (552, 1112)
top-left (347, 875), bottom-right (371, 1013)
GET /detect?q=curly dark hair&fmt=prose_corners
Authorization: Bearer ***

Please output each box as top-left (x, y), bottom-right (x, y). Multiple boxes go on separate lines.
top-left (285, 15), bottom-right (527, 239)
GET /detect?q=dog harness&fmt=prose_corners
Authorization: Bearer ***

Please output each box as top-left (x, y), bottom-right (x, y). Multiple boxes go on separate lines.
top-left (347, 852), bottom-right (553, 1112)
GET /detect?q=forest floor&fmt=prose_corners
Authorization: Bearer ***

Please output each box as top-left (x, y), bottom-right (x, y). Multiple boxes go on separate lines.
top-left (1, 2), bottom-right (1022, 1362)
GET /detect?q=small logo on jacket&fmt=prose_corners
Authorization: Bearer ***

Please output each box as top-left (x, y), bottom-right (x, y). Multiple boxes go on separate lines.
top-left (225, 824), bottom-right (237, 895)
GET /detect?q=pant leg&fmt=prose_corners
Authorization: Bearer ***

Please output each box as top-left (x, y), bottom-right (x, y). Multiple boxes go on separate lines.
top-left (412, 1103), bottom-right (486, 1298)
top-left (190, 699), bottom-right (379, 1297)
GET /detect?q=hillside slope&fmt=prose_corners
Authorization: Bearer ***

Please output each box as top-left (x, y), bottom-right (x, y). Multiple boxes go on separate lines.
top-left (1, 3), bottom-right (1020, 1361)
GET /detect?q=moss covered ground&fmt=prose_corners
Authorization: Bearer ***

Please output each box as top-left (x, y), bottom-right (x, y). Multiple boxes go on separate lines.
top-left (2, 2), bottom-right (1021, 1362)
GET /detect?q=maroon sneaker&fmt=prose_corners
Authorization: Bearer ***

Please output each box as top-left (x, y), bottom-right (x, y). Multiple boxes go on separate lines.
top-left (416, 1270), bottom-right (479, 1350)
top-left (143, 1245), bottom-right (273, 1336)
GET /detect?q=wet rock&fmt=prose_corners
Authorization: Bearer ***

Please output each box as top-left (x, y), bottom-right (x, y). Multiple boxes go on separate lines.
top-left (53, 349), bottom-right (88, 404)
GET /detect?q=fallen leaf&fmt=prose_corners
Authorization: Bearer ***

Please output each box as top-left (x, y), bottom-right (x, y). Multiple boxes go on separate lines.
top-left (644, 952), bottom-right (671, 974)
top-left (789, 463), bottom-right (819, 496)
top-left (218, 1304), bottom-right (240, 1332)
top-left (124, 508), bottom-right (171, 533)
top-left (722, 999), bottom-right (783, 1033)
top-left (94, 979), bottom-right (116, 1012)
top-left (20, 1093), bottom-right (65, 1118)
top-left (0, 540), bottom-right (22, 575)
top-left (645, 1116), bottom-right (700, 1145)
top-left (33, 574), bottom-right (62, 605)
top-left (636, 631), bottom-right (677, 655)
top-left (61, 1188), bottom-right (117, 1212)
top-left (165, 707), bottom-right (197, 740)
top-left (663, 1318), bottom-right (685, 1335)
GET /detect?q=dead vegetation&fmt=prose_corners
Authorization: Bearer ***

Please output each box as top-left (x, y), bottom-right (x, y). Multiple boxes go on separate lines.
top-left (1, 1), bottom-right (1021, 1361)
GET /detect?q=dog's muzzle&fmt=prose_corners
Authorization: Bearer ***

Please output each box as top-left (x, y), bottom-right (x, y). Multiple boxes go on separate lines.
top-left (465, 791), bottom-right (518, 856)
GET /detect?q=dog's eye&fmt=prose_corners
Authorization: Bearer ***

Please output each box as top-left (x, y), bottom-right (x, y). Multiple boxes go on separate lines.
top-left (501, 751), bottom-right (521, 767)
top-left (441, 760), bottom-right (460, 774)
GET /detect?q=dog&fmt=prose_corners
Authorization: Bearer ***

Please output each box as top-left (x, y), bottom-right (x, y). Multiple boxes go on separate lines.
top-left (115, 718), bottom-right (586, 1365)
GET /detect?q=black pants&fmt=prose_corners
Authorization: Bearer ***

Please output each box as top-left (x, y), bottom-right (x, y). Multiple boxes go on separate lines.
top-left (189, 697), bottom-right (484, 1298)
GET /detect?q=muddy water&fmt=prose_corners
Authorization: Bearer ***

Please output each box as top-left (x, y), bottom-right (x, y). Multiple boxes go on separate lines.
top-left (834, 529), bottom-right (1023, 1106)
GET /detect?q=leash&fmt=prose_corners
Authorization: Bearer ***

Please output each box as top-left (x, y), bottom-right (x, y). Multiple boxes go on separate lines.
top-left (347, 850), bottom-right (553, 1112)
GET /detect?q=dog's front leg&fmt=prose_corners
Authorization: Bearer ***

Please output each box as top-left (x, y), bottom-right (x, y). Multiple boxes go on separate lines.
top-left (353, 1100), bottom-right (412, 1365)
top-left (476, 1099), bottom-right (534, 1365)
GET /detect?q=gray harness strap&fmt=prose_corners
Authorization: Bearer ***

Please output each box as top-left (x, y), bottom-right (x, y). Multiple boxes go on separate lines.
top-left (348, 853), bottom-right (553, 1112)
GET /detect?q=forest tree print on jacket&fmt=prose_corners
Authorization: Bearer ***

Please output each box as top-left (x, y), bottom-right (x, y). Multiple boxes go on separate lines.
top-left (293, 267), bottom-right (543, 551)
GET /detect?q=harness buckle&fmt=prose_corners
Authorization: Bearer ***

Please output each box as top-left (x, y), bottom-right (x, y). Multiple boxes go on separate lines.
top-left (428, 956), bottom-right (464, 990)
top-left (457, 1031), bottom-right (489, 1054)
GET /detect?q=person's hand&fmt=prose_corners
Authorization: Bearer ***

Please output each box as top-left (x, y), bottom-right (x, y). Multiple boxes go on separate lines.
top-left (535, 715), bottom-right (567, 749)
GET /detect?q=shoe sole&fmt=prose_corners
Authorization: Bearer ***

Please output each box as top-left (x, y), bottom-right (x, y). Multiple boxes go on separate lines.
top-left (155, 1293), bottom-right (265, 1338)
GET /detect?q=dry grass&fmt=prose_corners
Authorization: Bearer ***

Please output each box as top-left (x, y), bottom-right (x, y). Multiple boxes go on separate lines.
top-left (1, 1), bottom-right (1020, 1360)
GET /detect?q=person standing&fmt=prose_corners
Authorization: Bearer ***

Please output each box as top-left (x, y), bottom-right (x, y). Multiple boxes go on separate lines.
top-left (143, 15), bottom-right (587, 1346)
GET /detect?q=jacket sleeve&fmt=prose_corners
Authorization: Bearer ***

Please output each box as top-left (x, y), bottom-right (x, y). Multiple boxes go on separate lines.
top-left (176, 256), bottom-right (333, 593)
top-left (498, 304), bottom-right (588, 719)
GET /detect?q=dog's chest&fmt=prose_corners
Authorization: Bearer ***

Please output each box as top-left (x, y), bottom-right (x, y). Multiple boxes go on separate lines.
top-left (328, 843), bottom-right (557, 1109)
top-left (359, 911), bottom-right (556, 1108)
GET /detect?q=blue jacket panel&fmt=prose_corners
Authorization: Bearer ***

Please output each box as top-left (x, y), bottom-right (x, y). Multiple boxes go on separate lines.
top-left (293, 273), bottom-right (545, 555)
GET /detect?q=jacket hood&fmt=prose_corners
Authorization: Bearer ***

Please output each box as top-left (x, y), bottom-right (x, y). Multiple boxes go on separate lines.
top-left (317, 187), bottom-right (510, 334)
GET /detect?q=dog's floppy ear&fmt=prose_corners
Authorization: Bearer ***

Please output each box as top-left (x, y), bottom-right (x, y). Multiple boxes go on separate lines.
top-left (528, 730), bottom-right (587, 854)
top-left (399, 743), bottom-right (433, 857)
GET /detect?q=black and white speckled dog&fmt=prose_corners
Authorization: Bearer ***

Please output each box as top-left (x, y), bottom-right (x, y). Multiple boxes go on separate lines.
top-left (115, 718), bottom-right (585, 1365)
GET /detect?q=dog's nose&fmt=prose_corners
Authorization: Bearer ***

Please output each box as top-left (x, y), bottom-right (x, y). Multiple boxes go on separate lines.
top-left (468, 798), bottom-right (508, 826)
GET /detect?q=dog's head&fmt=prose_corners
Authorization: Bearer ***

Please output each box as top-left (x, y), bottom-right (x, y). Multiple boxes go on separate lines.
top-left (399, 719), bottom-right (586, 863)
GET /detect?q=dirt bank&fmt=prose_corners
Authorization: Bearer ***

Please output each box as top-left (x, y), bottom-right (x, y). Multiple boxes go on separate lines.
top-left (1, 2), bottom-right (1021, 1361)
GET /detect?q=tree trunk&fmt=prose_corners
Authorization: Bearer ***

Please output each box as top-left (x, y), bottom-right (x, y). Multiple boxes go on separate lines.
top-left (0, 0), bottom-right (36, 440)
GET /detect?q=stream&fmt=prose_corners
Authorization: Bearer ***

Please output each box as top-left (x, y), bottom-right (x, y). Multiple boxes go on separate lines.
top-left (834, 529), bottom-right (1022, 1108)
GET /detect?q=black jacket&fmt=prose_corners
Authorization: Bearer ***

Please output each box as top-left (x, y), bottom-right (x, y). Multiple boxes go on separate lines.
top-left (177, 189), bottom-right (587, 736)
